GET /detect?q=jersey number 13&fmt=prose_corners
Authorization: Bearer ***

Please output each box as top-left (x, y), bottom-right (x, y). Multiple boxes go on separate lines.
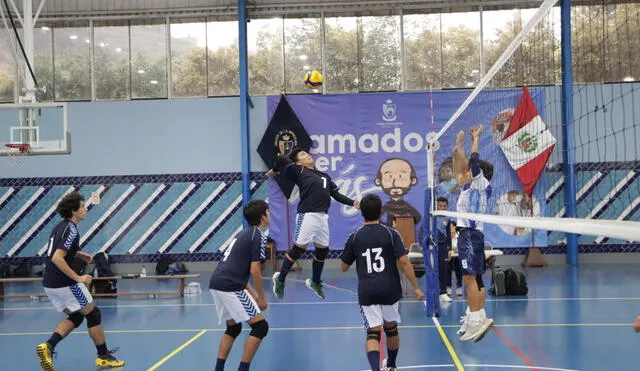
top-left (362, 247), bottom-right (385, 273)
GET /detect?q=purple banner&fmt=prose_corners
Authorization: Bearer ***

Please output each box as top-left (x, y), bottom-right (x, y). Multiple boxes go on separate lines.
top-left (266, 91), bottom-right (548, 251)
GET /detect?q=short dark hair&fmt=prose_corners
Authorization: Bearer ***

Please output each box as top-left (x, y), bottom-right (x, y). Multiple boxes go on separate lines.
top-left (289, 148), bottom-right (305, 162)
top-left (360, 194), bottom-right (383, 222)
top-left (479, 160), bottom-right (494, 181)
top-left (243, 200), bottom-right (269, 226)
top-left (437, 197), bottom-right (448, 204)
top-left (56, 192), bottom-right (85, 219)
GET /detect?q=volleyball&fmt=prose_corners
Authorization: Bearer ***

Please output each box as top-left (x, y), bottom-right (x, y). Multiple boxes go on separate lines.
top-left (304, 70), bottom-right (323, 89)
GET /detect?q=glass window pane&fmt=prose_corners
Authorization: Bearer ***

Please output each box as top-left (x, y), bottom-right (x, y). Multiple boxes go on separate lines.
top-left (248, 18), bottom-right (283, 96)
top-left (324, 16), bottom-right (358, 93)
top-left (0, 29), bottom-right (15, 102)
top-left (519, 8), bottom-right (560, 86)
top-left (131, 21), bottom-right (168, 99)
top-left (403, 12), bottom-right (442, 90)
top-left (207, 20), bottom-right (239, 96)
top-left (284, 15), bottom-right (322, 94)
top-left (171, 19), bottom-right (206, 98)
top-left (23, 24), bottom-right (54, 102)
top-left (441, 11), bottom-right (481, 89)
top-left (359, 15), bottom-right (401, 92)
top-left (94, 21), bottom-right (130, 100)
top-left (605, 3), bottom-right (640, 82)
top-left (53, 23), bottom-right (91, 100)
top-left (483, 9), bottom-right (520, 87)
top-left (571, 5), bottom-right (605, 83)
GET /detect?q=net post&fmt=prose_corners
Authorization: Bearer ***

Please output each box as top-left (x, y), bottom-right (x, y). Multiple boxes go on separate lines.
top-left (423, 134), bottom-right (441, 317)
top-left (560, 0), bottom-right (579, 266)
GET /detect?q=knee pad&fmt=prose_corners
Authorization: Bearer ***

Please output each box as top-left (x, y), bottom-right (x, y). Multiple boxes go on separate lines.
top-left (314, 248), bottom-right (329, 262)
top-left (287, 245), bottom-right (306, 261)
top-left (85, 307), bottom-right (102, 328)
top-left (476, 274), bottom-right (484, 289)
top-left (249, 320), bottom-right (269, 339)
top-left (384, 323), bottom-right (398, 338)
top-left (366, 329), bottom-right (381, 342)
top-left (225, 323), bottom-right (242, 339)
top-left (67, 312), bottom-right (84, 328)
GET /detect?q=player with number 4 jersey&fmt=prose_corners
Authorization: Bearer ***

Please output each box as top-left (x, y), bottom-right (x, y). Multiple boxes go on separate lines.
top-left (267, 148), bottom-right (360, 300)
top-left (209, 200), bottom-right (270, 371)
top-left (340, 194), bottom-right (425, 371)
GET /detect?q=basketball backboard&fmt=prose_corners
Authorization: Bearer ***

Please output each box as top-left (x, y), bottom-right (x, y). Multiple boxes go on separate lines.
top-left (0, 102), bottom-right (70, 156)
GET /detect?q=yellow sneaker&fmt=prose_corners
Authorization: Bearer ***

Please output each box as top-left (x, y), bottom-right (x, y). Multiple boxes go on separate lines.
top-left (95, 353), bottom-right (125, 368)
top-left (36, 343), bottom-right (54, 371)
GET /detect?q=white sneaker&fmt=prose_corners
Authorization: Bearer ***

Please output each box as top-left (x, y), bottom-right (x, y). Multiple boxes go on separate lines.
top-left (439, 293), bottom-right (452, 302)
top-left (446, 287), bottom-right (452, 295)
top-left (382, 358), bottom-right (397, 371)
top-left (456, 287), bottom-right (463, 296)
top-left (460, 317), bottom-right (493, 342)
top-left (457, 316), bottom-right (468, 336)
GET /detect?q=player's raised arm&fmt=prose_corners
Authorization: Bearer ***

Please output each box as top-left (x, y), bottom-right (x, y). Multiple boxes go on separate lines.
top-left (453, 130), bottom-right (468, 182)
top-left (329, 180), bottom-right (356, 207)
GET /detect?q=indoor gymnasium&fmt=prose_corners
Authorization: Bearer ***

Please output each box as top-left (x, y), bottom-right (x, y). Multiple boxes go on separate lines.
top-left (0, 0), bottom-right (639, 370)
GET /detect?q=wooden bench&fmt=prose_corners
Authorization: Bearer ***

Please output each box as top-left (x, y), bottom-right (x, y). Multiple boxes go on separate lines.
top-left (0, 274), bottom-right (200, 300)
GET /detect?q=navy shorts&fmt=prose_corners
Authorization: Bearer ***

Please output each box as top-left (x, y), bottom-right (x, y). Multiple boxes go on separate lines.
top-left (457, 228), bottom-right (485, 276)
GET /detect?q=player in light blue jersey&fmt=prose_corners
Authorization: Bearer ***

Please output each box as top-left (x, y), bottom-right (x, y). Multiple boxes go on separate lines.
top-left (452, 125), bottom-right (494, 342)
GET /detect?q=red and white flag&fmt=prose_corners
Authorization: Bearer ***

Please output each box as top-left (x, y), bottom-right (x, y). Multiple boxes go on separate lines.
top-left (499, 87), bottom-right (556, 196)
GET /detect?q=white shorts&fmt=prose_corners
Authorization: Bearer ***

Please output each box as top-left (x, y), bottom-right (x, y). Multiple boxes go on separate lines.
top-left (294, 212), bottom-right (329, 247)
top-left (360, 302), bottom-right (401, 329)
top-left (210, 289), bottom-right (261, 324)
top-left (44, 283), bottom-right (93, 313)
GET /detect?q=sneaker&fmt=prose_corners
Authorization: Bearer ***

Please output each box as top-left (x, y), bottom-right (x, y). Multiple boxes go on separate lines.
top-left (446, 287), bottom-right (452, 295)
top-left (272, 272), bottom-right (285, 299)
top-left (36, 342), bottom-right (54, 371)
top-left (305, 278), bottom-right (325, 299)
top-left (472, 317), bottom-right (494, 343)
top-left (439, 293), bottom-right (452, 303)
top-left (456, 288), bottom-right (463, 296)
top-left (456, 316), bottom-right (468, 336)
top-left (95, 351), bottom-right (125, 368)
top-left (382, 358), bottom-right (397, 371)
top-left (459, 317), bottom-right (493, 342)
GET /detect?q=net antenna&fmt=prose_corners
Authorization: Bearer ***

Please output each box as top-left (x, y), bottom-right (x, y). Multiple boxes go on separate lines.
top-left (0, 0), bottom-right (48, 102)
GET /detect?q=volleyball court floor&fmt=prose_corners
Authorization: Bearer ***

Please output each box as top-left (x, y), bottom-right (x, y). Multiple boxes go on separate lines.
top-left (0, 264), bottom-right (638, 371)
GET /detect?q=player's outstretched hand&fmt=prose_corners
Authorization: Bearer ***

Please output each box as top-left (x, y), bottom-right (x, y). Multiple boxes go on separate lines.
top-left (353, 200), bottom-right (360, 209)
top-left (470, 125), bottom-right (484, 138)
top-left (78, 274), bottom-right (93, 286)
top-left (257, 297), bottom-right (268, 311)
top-left (414, 288), bottom-right (426, 302)
top-left (266, 169), bottom-right (278, 177)
top-left (456, 131), bottom-right (465, 148)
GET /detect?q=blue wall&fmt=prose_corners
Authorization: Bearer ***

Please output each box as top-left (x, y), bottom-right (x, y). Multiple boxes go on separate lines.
top-left (0, 97), bottom-right (269, 177)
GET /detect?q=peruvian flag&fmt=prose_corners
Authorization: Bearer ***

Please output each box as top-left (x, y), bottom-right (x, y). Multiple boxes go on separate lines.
top-left (499, 87), bottom-right (556, 196)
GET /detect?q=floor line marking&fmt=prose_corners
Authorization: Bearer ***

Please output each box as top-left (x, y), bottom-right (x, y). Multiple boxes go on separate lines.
top-left (432, 317), bottom-right (464, 371)
top-left (0, 322), bottom-right (632, 336)
top-left (493, 326), bottom-right (537, 370)
top-left (147, 329), bottom-right (207, 371)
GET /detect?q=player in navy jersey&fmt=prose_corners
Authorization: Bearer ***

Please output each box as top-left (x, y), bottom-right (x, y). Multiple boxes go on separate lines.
top-left (37, 192), bottom-right (125, 370)
top-left (452, 125), bottom-right (494, 342)
top-left (209, 200), bottom-right (270, 371)
top-left (340, 194), bottom-right (425, 371)
top-left (267, 148), bottom-right (360, 299)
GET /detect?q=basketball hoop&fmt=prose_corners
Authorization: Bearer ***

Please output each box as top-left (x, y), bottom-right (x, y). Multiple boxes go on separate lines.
top-left (5, 143), bottom-right (30, 167)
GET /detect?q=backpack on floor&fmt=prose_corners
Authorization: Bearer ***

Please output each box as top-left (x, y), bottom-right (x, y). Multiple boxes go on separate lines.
top-left (504, 268), bottom-right (528, 295)
top-left (491, 267), bottom-right (507, 296)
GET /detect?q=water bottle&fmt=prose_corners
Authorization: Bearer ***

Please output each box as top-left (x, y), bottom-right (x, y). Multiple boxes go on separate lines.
top-left (141, 265), bottom-right (147, 277)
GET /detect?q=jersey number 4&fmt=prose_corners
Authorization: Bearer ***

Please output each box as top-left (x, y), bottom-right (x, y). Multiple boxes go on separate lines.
top-left (222, 238), bottom-right (237, 262)
top-left (362, 247), bottom-right (385, 273)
